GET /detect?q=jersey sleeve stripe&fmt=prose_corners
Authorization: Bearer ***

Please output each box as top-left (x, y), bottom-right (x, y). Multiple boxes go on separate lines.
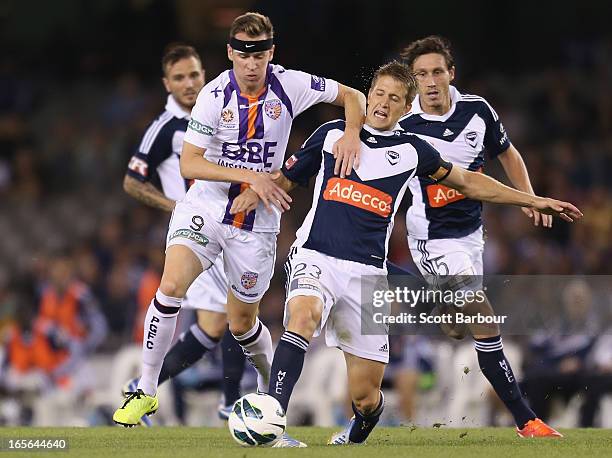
top-left (138, 112), bottom-right (173, 154)
top-left (301, 119), bottom-right (344, 147)
top-left (268, 73), bottom-right (294, 118)
top-left (139, 111), bottom-right (171, 153)
top-left (460, 95), bottom-right (499, 121)
top-left (236, 94), bottom-right (250, 144)
top-left (223, 81), bottom-right (235, 108)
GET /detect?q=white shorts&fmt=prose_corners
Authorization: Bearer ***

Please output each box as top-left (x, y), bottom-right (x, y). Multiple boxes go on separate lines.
top-left (167, 201), bottom-right (276, 304)
top-left (283, 247), bottom-right (389, 364)
top-left (182, 255), bottom-right (227, 313)
top-left (408, 226), bottom-right (484, 294)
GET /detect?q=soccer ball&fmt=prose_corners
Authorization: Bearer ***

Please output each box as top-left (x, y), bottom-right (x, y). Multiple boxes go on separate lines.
top-left (227, 393), bottom-right (286, 446)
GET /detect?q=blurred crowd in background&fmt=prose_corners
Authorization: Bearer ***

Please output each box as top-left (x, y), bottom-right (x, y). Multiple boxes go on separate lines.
top-left (0, 0), bottom-right (610, 428)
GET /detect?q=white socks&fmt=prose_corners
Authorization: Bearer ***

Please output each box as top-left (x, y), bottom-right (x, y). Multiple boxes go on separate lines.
top-left (137, 290), bottom-right (181, 396)
top-left (232, 318), bottom-right (273, 393)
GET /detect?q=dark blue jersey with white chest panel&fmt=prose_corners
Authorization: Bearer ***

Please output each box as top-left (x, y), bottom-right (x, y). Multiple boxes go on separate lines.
top-left (281, 120), bottom-right (449, 269)
top-left (126, 95), bottom-right (191, 201)
top-left (398, 86), bottom-right (511, 240)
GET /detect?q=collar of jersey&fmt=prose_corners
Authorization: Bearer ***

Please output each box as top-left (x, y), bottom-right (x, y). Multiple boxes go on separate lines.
top-left (230, 65), bottom-right (272, 100)
top-left (362, 123), bottom-right (400, 137)
top-left (410, 85), bottom-right (460, 122)
top-left (165, 94), bottom-right (191, 119)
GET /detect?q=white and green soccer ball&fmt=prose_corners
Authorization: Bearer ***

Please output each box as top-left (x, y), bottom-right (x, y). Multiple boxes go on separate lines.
top-left (227, 393), bottom-right (286, 446)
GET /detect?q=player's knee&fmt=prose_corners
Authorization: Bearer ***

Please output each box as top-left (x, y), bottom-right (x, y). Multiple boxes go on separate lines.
top-left (228, 313), bottom-right (257, 336)
top-left (159, 278), bottom-right (187, 299)
top-left (352, 389), bottom-right (381, 416)
top-left (443, 323), bottom-right (468, 340)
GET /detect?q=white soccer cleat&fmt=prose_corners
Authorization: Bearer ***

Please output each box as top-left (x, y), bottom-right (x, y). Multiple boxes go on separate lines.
top-left (217, 402), bottom-right (233, 421)
top-left (271, 432), bottom-right (307, 448)
top-left (328, 417), bottom-right (363, 445)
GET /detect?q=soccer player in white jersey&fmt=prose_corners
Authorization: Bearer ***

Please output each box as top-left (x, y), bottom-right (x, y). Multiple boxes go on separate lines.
top-left (113, 12), bottom-right (366, 432)
top-left (238, 61), bottom-right (580, 446)
top-left (121, 43), bottom-right (247, 424)
top-left (399, 36), bottom-right (561, 437)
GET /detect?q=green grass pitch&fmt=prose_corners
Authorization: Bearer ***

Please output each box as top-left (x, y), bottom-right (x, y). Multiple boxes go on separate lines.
top-left (0, 427), bottom-right (610, 457)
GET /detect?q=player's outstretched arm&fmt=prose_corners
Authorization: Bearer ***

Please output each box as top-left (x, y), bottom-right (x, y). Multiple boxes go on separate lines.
top-left (123, 174), bottom-right (176, 212)
top-left (180, 141), bottom-right (292, 212)
top-left (437, 166), bottom-right (583, 222)
top-left (330, 84), bottom-right (366, 178)
top-left (497, 145), bottom-right (553, 228)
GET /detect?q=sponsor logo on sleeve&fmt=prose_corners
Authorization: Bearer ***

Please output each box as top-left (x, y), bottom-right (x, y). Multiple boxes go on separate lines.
top-left (323, 178), bottom-right (392, 217)
top-left (499, 123), bottom-right (508, 145)
top-left (128, 156), bottom-right (148, 176)
top-left (310, 75), bottom-right (326, 92)
top-left (188, 119), bottom-right (214, 135)
top-left (284, 155), bottom-right (298, 170)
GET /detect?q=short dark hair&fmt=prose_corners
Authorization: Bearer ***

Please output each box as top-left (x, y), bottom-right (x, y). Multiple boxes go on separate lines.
top-left (401, 35), bottom-right (455, 71)
top-left (161, 43), bottom-right (201, 76)
top-left (370, 61), bottom-right (417, 104)
top-left (229, 12), bottom-right (274, 39)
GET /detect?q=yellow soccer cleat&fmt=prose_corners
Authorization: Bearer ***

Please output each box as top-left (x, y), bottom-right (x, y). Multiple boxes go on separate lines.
top-left (113, 389), bottom-right (159, 427)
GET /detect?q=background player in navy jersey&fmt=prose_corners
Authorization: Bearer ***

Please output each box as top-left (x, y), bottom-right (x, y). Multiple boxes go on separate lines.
top-left (231, 61), bottom-right (581, 446)
top-left (120, 43), bottom-right (247, 424)
top-left (399, 36), bottom-right (561, 437)
top-left (114, 13), bottom-right (367, 438)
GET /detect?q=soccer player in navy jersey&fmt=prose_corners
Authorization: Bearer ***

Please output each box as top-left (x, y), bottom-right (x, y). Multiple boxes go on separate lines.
top-left (230, 61), bottom-right (580, 445)
top-left (399, 36), bottom-right (562, 437)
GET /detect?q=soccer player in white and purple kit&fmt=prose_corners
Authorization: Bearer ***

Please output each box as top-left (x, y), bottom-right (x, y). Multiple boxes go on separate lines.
top-left (113, 12), bottom-right (366, 435)
top-left (122, 43), bottom-right (247, 422)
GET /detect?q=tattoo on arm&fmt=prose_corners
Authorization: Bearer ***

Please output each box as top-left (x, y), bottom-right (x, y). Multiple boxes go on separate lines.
top-left (123, 176), bottom-right (175, 212)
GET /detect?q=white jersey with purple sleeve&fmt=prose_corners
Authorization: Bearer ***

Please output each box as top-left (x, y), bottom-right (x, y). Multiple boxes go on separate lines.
top-left (182, 64), bottom-right (339, 233)
top-left (398, 86), bottom-right (511, 240)
top-left (281, 121), bottom-right (450, 269)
